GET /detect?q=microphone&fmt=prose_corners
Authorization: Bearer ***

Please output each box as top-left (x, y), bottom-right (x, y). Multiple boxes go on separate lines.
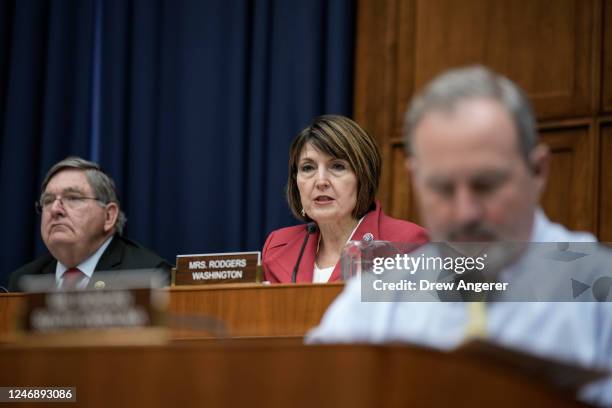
top-left (292, 222), bottom-right (318, 283)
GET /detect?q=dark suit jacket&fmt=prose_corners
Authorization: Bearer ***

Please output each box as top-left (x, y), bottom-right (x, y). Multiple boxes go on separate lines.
top-left (262, 202), bottom-right (428, 283)
top-left (8, 235), bottom-right (172, 292)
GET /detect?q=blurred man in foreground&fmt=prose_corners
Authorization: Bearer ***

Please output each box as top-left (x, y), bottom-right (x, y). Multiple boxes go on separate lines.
top-left (8, 157), bottom-right (170, 291)
top-left (307, 66), bottom-right (611, 405)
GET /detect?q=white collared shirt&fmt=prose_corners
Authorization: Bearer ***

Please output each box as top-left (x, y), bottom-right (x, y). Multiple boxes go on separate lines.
top-left (307, 210), bottom-right (612, 406)
top-left (313, 265), bottom-right (334, 284)
top-left (55, 236), bottom-right (114, 289)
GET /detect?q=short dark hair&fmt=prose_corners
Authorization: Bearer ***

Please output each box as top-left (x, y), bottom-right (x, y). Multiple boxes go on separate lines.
top-left (286, 115), bottom-right (381, 221)
top-left (41, 157), bottom-right (127, 234)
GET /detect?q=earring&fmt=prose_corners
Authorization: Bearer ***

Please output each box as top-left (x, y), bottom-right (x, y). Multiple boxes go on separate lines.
top-left (301, 208), bottom-right (306, 217)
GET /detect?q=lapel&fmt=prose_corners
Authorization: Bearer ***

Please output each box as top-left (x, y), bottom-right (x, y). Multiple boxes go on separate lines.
top-left (328, 203), bottom-right (382, 281)
top-left (42, 258), bottom-right (58, 276)
top-left (268, 229), bottom-right (320, 283)
top-left (94, 236), bottom-right (123, 271)
top-left (84, 236), bottom-right (124, 288)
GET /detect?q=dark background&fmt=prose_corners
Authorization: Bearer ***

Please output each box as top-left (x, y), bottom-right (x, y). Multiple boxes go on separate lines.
top-left (0, 0), bottom-right (355, 287)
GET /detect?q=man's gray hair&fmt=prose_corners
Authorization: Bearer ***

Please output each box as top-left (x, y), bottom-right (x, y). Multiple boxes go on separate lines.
top-left (404, 66), bottom-right (538, 162)
top-left (41, 157), bottom-right (127, 235)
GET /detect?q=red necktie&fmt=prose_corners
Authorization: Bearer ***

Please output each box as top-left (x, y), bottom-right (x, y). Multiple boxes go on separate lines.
top-left (61, 268), bottom-right (85, 290)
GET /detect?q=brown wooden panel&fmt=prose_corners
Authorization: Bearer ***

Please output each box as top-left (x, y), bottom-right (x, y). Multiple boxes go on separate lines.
top-left (354, 0), bottom-right (398, 141)
top-left (604, 0), bottom-right (612, 112)
top-left (356, 0), bottom-right (602, 239)
top-left (539, 125), bottom-right (596, 233)
top-left (599, 123), bottom-right (612, 240)
top-left (168, 283), bottom-right (343, 338)
top-left (389, 141), bottom-right (421, 224)
top-left (0, 284), bottom-right (344, 341)
top-left (0, 293), bottom-right (23, 341)
top-left (396, 0), bottom-right (595, 125)
top-left (0, 343), bottom-right (589, 408)
top-left (354, 0), bottom-right (399, 210)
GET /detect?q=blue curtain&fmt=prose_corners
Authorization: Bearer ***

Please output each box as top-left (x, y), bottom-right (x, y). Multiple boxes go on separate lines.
top-left (0, 0), bottom-right (96, 285)
top-left (0, 0), bottom-right (355, 286)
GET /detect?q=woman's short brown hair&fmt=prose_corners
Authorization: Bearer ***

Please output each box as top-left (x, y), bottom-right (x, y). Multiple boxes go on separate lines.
top-left (286, 115), bottom-right (381, 221)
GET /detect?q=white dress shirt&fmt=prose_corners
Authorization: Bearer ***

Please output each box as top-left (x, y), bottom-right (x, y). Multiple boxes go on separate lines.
top-left (307, 209), bottom-right (612, 406)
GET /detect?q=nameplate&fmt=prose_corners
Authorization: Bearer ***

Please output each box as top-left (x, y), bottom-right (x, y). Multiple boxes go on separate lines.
top-left (174, 251), bottom-right (261, 285)
top-left (20, 288), bottom-right (166, 334)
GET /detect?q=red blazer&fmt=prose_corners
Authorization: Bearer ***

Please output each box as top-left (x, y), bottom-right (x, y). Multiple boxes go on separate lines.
top-left (262, 202), bottom-right (428, 283)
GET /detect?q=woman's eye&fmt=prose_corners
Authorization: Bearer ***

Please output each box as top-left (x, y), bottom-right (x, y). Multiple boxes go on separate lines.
top-left (300, 164), bottom-right (315, 172)
top-left (331, 162), bottom-right (347, 171)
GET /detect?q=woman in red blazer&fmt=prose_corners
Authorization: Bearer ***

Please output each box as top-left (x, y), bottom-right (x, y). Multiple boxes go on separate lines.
top-left (262, 115), bottom-right (427, 283)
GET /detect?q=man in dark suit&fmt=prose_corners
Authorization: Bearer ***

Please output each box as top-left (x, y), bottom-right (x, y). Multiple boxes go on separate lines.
top-left (8, 157), bottom-right (171, 291)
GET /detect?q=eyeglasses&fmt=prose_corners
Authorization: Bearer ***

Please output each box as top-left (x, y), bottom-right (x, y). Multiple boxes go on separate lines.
top-left (35, 194), bottom-right (104, 214)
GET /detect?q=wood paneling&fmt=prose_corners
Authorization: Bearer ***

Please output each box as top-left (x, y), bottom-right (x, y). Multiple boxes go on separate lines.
top-left (0, 283), bottom-right (344, 341)
top-left (354, 0), bottom-right (399, 209)
top-left (539, 125), bottom-right (597, 233)
top-left (168, 283), bottom-right (343, 338)
top-left (356, 0), bottom-right (608, 238)
top-left (0, 343), bottom-right (588, 408)
top-left (389, 141), bottom-right (421, 223)
top-left (600, 123), bottom-right (612, 240)
top-left (0, 293), bottom-right (22, 341)
top-left (397, 0), bottom-right (595, 123)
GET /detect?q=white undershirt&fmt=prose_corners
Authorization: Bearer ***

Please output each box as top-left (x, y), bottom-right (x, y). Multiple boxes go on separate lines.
top-left (313, 264), bottom-right (335, 283)
top-left (313, 217), bottom-right (365, 283)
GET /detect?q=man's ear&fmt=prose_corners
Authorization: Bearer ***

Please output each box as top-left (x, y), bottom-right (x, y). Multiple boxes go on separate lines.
top-left (529, 143), bottom-right (550, 196)
top-left (103, 202), bottom-right (119, 233)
